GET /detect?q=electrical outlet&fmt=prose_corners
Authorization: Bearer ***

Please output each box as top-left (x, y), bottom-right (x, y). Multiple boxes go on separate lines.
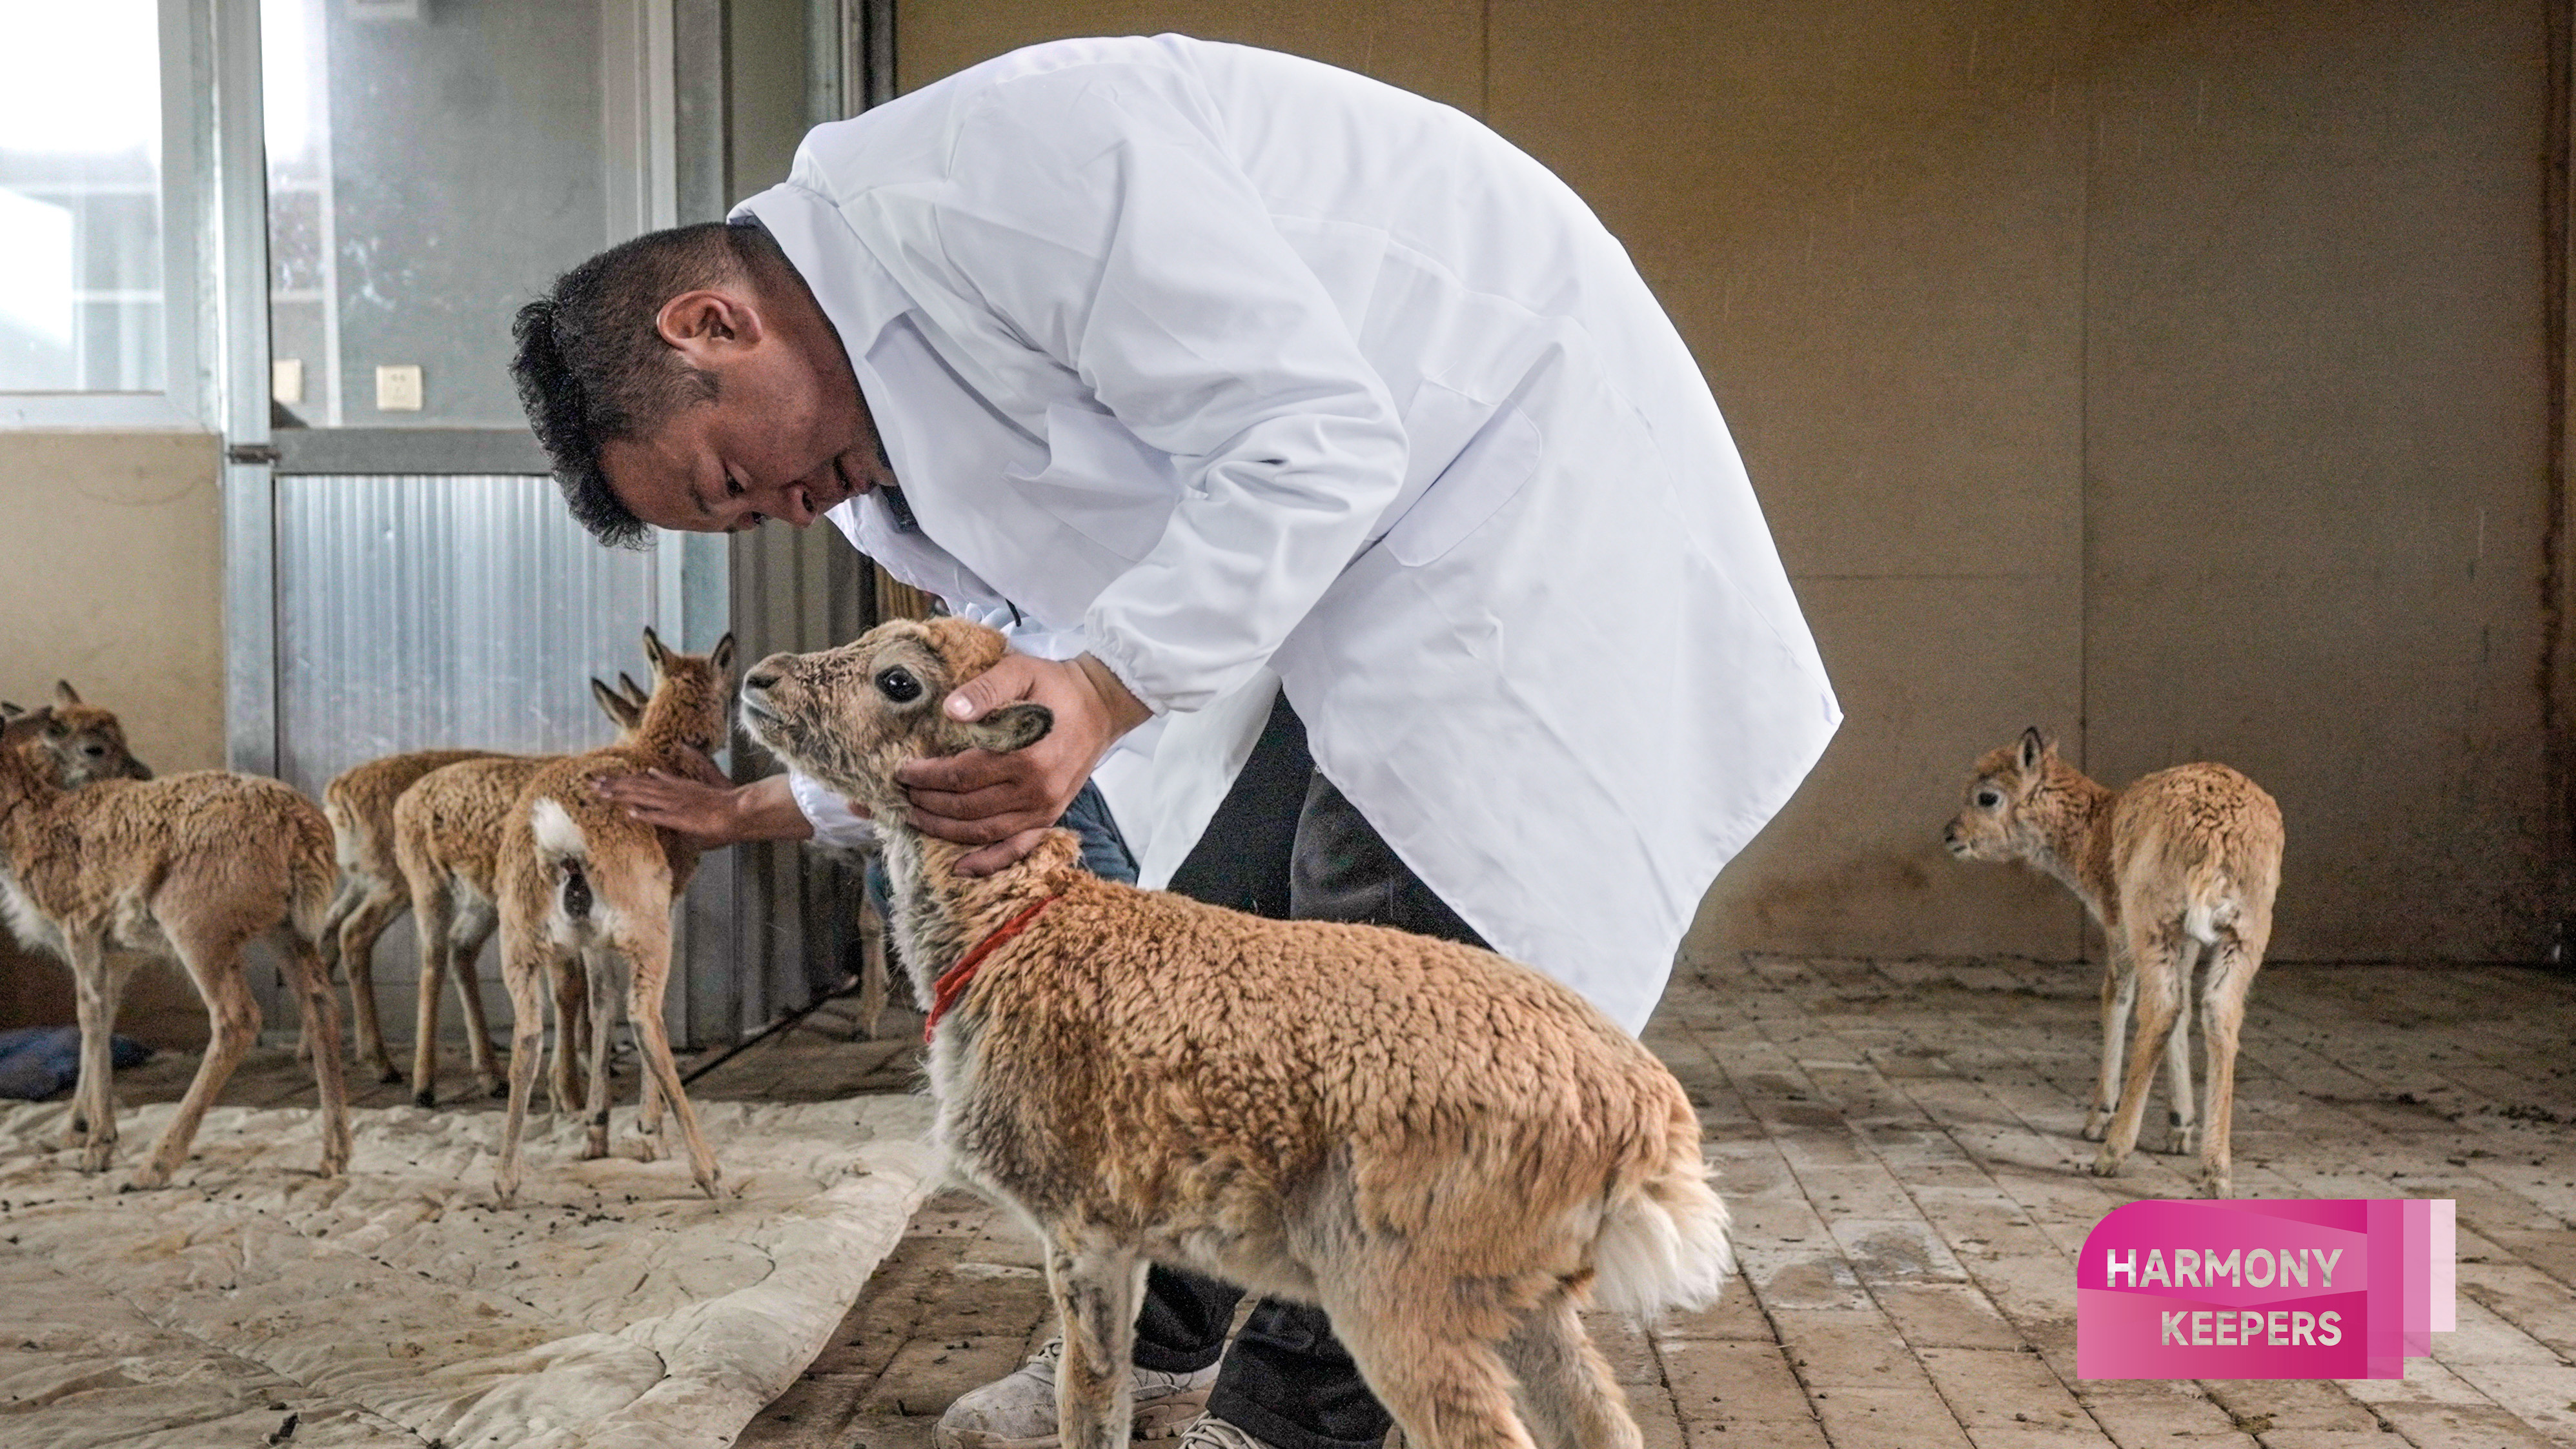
top-left (272, 358), bottom-right (304, 405)
top-left (375, 364), bottom-right (423, 412)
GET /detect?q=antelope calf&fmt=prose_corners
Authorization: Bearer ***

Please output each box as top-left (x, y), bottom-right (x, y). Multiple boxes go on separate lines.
top-left (1944, 728), bottom-right (2283, 1196)
top-left (318, 748), bottom-right (503, 1082)
top-left (4, 682), bottom-right (152, 787)
top-left (389, 677), bottom-right (649, 1106)
top-left (0, 709), bottom-right (350, 1185)
top-left (740, 618), bottom-right (1731, 1449)
top-left (493, 629), bottom-right (736, 1204)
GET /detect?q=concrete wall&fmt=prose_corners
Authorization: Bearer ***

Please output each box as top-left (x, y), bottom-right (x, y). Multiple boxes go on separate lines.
top-left (0, 432), bottom-right (225, 1042)
top-left (896, 0), bottom-right (2559, 964)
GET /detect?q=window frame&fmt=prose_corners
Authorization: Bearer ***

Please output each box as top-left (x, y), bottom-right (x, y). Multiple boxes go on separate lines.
top-left (0, 0), bottom-right (221, 430)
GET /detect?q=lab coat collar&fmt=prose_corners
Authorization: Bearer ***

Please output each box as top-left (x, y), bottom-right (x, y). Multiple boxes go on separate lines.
top-left (731, 182), bottom-right (915, 366)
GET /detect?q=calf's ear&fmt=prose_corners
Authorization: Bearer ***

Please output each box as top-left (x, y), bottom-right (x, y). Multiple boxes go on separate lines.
top-left (944, 701), bottom-right (1053, 756)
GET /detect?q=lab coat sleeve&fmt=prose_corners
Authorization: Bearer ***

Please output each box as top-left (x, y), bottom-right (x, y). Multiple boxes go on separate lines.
top-left (786, 769), bottom-right (880, 851)
top-left (925, 65), bottom-right (1411, 712)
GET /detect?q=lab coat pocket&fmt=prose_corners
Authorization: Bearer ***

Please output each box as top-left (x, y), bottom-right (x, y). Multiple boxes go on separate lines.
top-left (1004, 404), bottom-right (1185, 562)
top-left (1381, 390), bottom-right (1544, 568)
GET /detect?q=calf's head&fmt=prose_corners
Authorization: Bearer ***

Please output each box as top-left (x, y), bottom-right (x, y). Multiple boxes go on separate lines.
top-left (3, 682), bottom-right (152, 787)
top-left (737, 617), bottom-right (1052, 819)
top-left (1943, 726), bottom-right (2061, 863)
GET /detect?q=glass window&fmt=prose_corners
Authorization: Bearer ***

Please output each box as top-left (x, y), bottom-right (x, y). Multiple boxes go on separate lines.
top-left (0, 1), bottom-right (167, 395)
top-left (262, 0), bottom-right (645, 429)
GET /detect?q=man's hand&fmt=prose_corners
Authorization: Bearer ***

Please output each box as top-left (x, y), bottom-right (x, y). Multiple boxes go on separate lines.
top-left (893, 651), bottom-right (1151, 875)
top-left (591, 748), bottom-right (822, 847)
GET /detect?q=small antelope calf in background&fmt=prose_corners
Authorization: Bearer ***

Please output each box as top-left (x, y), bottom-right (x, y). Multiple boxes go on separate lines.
top-left (326, 676), bottom-right (649, 1095)
top-left (1944, 728), bottom-right (2283, 1196)
top-left (319, 747), bottom-right (505, 1083)
top-left (4, 682), bottom-right (153, 788)
top-left (0, 709), bottom-right (350, 1185)
top-left (494, 630), bottom-right (735, 1205)
top-left (744, 618), bottom-right (1730, 1449)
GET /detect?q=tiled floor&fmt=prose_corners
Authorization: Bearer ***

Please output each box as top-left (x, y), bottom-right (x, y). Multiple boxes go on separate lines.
top-left (112, 954), bottom-right (2576, 1448)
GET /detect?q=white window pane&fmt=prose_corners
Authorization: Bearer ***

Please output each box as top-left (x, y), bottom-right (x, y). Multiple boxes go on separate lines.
top-left (0, 0), bottom-right (165, 394)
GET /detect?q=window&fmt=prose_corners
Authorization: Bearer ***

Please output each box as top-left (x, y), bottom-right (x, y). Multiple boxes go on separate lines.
top-left (0, 0), bottom-right (210, 427)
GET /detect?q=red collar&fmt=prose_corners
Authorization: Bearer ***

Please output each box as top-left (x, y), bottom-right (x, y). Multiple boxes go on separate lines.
top-left (924, 895), bottom-right (1060, 1042)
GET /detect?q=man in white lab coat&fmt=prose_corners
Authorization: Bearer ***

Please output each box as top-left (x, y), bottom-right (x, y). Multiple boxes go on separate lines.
top-left (514, 34), bottom-right (1838, 1449)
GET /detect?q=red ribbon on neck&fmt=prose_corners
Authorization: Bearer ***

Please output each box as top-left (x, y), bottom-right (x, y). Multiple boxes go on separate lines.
top-left (924, 895), bottom-right (1059, 1042)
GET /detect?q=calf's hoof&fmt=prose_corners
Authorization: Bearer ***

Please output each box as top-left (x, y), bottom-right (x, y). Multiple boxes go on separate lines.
top-left (373, 1064), bottom-right (403, 1086)
top-left (412, 1088), bottom-right (438, 1110)
top-left (2166, 1124), bottom-right (2202, 1156)
top-left (2079, 1111), bottom-right (2111, 1142)
top-left (2086, 1149), bottom-right (2126, 1179)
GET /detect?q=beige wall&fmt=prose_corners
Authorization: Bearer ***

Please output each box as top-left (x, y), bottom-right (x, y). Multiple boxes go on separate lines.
top-left (898, 1), bottom-right (2561, 966)
top-left (0, 431), bottom-right (225, 1042)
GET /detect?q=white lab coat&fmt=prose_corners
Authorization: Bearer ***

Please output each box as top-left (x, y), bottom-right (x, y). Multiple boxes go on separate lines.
top-left (738, 35), bottom-right (1838, 1033)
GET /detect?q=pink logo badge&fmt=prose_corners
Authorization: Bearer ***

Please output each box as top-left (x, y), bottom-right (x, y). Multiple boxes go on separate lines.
top-left (2078, 1199), bottom-right (2453, 1379)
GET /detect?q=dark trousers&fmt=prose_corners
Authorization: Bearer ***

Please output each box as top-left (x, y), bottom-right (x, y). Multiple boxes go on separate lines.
top-left (1131, 690), bottom-right (1486, 1449)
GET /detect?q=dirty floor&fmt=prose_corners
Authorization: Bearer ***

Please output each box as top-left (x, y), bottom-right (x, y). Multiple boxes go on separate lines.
top-left (114, 956), bottom-right (2576, 1449)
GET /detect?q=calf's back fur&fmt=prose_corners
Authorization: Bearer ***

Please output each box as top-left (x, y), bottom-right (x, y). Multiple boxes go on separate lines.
top-left (742, 617), bottom-right (1730, 1449)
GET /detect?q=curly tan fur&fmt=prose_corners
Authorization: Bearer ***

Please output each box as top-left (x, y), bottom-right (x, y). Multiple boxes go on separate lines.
top-left (1944, 727), bottom-right (2284, 1195)
top-left (491, 630), bottom-right (736, 1206)
top-left (740, 618), bottom-right (1731, 1449)
top-left (0, 709), bottom-right (349, 1186)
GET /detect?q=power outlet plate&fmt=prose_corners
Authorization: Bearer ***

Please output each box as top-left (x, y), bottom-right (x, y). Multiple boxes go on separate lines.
top-left (375, 364), bottom-right (423, 412)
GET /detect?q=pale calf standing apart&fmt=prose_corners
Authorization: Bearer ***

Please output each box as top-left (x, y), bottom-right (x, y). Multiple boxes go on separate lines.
top-left (390, 676), bottom-right (649, 1107)
top-left (1944, 728), bottom-right (2284, 1195)
top-left (3, 681), bottom-right (154, 787)
top-left (493, 630), bottom-right (735, 1205)
top-left (0, 709), bottom-right (351, 1185)
top-left (742, 617), bottom-right (1731, 1449)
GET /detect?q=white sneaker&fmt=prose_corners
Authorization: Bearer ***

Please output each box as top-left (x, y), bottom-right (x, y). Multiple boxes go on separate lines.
top-left (935, 1339), bottom-right (1220, 1449)
top-left (1173, 1416), bottom-right (1279, 1449)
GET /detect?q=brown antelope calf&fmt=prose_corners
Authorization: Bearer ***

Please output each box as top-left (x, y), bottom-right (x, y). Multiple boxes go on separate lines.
top-left (0, 710), bottom-right (351, 1185)
top-left (318, 748), bottom-right (504, 1083)
top-left (388, 677), bottom-right (650, 1106)
top-left (493, 629), bottom-right (735, 1205)
top-left (1944, 728), bottom-right (2284, 1196)
top-left (3, 682), bottom-right (153, 787)
top-left (740, 618), bottom-right (1731, 1449)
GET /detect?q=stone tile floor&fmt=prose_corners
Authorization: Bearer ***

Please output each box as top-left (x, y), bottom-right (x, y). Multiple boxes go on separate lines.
top-left (114, 955), bottom-right (2576, 1448)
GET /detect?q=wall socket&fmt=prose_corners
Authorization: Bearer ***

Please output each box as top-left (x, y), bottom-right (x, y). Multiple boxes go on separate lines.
top-left (272, 358), bottom-right (305, 405)
top-left (375, 364), bottom-right (424, 412)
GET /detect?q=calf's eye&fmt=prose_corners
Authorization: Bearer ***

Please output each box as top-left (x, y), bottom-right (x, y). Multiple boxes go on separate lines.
top-left (1974, 789), bottom-right (2002, 809)
top-left (877, 667), bottom-right (924, 703)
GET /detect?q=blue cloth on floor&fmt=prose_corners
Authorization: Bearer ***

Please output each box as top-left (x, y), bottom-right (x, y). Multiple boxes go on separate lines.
top-left (0, 1027), bottom-right (151, 1100)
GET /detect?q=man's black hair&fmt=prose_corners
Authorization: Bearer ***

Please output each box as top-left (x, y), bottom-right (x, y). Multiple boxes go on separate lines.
top-left (510, 219), bottom-right (781, 547)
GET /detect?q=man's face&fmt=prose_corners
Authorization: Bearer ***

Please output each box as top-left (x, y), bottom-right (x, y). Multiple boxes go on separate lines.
top-left (600, 282), bottom-right (892, 534)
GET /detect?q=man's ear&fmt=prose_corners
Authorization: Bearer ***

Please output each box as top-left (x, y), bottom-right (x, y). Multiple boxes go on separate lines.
top-left (655, 287), bottom-right (766, 363)
top-left (946, 702), bottom-right (1053, 756)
